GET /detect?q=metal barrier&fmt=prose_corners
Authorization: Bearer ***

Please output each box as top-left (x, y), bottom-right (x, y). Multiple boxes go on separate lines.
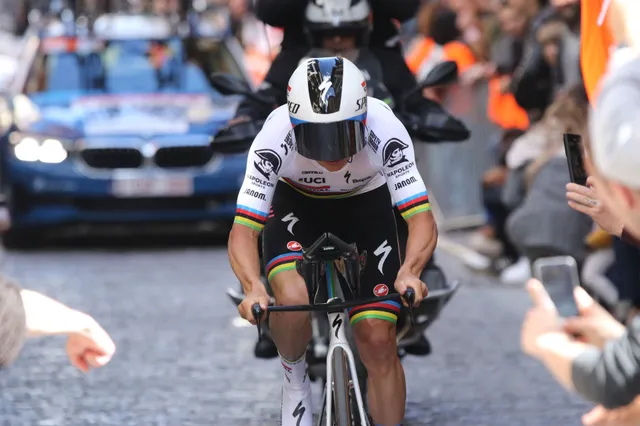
top-left (414, 81), bottom-right (500, 232)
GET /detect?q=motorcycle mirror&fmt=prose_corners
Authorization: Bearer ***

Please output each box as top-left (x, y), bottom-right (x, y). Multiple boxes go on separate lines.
top-left (419, 60), bottom-right (458, 90)
top-left (398, 61), bottom-right (458, 110)
top-left (210, 72), bottom-right (253, 96)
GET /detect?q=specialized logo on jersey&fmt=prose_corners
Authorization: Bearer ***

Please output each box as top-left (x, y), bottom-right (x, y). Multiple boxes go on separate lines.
top-left (382, 138), bottom-right (409, 168)
top-left (287, 241), bottom-right (302, 251)
top-left (373, 284), bottom-right (389, 297)
top-left (282, 212), bottom-right (299, 235)
top-left (254, 149), bottom-right (282, 180)
top-left (344, 171), bottom-right (351, 183)
top-left (307, 57), bottom-right (343, 114)
top-left (373, 240), bottom-right (392, 274)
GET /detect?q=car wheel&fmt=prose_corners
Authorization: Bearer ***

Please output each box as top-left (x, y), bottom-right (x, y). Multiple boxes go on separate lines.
top-left (2, 227), bottom-right (43, 250)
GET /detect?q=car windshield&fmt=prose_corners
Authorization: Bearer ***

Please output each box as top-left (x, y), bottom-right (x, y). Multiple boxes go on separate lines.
top-left (28, 37), bottom-right (213, 95)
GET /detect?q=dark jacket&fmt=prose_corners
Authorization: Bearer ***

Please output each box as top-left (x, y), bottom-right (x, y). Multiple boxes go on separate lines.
top-left (250, 0), bottom-right (420, 108)
top-left (255, 0), bottom-right (420, 49)
top-left (572, 317), bottom-right (640, 409)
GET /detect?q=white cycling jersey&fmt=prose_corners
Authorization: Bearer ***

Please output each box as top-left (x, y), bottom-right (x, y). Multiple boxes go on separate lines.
top-left (233, 97), bottom-right (431, 231)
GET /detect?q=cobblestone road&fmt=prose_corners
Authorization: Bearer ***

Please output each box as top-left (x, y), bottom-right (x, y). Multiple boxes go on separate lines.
top-left (0, 242), bottom-right (591, 426)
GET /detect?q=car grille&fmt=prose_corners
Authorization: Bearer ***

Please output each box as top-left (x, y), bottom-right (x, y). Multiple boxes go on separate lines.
top-left (154, 146), bottom-right (214, 168)
top-left (79, 146), bottom-right (214, 169)
top-left (81, 148), bottom-right (142, 169)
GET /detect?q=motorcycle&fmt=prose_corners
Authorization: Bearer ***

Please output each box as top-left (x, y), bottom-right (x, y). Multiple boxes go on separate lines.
top-left (209, 57), bottom-right (469, 155)
top-left (211, 60), bottom-right (462, 401)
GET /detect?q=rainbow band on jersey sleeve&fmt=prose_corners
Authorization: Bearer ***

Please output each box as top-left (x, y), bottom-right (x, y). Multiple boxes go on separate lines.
top-left (234, 205), bottom-right (268, 231)
top-left (397, 191), bottom-right (431, 220)
top-left (348, 300), bottom-right (401, 325)
top-left (266, 252), bottom-right (304, 282)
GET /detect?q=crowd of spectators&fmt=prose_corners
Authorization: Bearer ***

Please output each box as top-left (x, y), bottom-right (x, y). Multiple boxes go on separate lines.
top-left (396, 0), bottom-right (640, 330)
top-left (4, 0), bottom-right (640, 424)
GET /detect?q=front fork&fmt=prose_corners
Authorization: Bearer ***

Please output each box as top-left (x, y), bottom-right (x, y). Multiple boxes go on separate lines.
top-left (323, 310), bottom-right (368, 426)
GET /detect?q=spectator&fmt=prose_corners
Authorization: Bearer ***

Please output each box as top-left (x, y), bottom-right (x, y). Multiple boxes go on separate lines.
top-left (500, 85), bottom-right (591, 284)
top-left (534, 16), bottom-right (581, 99)
top-left (469, 129), bottom-right (524, 262)
top-left (1, 276), bottom-right (115, 371)
top-left (521, 55), bottom-right (640, 425)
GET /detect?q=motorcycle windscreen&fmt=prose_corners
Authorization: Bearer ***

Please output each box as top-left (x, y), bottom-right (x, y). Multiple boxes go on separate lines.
top-left (293, 120), bottom-right (366, 162)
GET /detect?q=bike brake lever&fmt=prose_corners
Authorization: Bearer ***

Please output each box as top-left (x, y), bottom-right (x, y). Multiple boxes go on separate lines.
top-left (251, 303), bottom-right (263, 343)
top-left (403, 288), bottom-right (416, 325)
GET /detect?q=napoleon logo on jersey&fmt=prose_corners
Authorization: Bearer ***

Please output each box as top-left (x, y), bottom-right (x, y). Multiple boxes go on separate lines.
top-left (382, 138), bottom-right (409, 168)
top-left (254, 149), bottom-right (282, 180)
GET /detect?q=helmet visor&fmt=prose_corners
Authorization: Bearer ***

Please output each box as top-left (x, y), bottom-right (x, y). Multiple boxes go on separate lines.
top-left (293, 120), bottom-right (366, 161)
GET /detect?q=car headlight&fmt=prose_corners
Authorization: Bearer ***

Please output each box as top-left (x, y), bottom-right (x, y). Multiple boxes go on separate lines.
top-left (11, 134), bottom-right (70, 164)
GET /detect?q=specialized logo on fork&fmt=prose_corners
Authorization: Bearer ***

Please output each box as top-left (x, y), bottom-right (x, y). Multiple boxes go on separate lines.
top-left (292, 401), bottom-right (306, 426)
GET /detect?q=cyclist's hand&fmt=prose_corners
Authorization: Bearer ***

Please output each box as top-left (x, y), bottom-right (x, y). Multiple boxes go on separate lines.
top-left (394, 272), bottom-right (428, 307)
top-left (66, 314), bottom-right (116, 373)
top-left (238, 286), bottom-right (271, 325)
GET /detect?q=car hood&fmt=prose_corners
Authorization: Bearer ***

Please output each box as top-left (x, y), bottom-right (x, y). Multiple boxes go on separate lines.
top-left (26, 93), bottom-right (240, 138)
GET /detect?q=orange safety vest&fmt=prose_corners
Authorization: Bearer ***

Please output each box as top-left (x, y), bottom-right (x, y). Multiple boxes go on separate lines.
top-left (406, 37), bottom-right (437, 75)
top-left (486, 77), bottom-right (529, 130)
top-left (580, 0), bottom-right (615, 105)
top-left (407, 38), bottom-right (478, 76)
top-left (442, 41), bottom-right (477, 74)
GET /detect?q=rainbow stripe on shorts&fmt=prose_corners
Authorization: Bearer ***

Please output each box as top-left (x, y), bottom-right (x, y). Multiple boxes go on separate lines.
top-left (265, 253), bottom-right (303, 282)
top-left (396, 191), bottom-right (430, 220)
top-left (348, 300), bottom-right (401, 325)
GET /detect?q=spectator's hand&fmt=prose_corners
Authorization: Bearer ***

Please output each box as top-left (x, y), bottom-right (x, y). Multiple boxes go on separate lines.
top-left (567, 176), bottom-right (624, 237)
top-left (521, 279), bottom-right (564, 358)
top-left (499, 76), bottom-right (512, 93)
top-left (582, 396), bottom-right (640, 426)
top-left (563, 286), bottom-right (626, 349)
top-left (66, 314), bottom-right (116, 373)
top-left (551, 0), bottom-right (580, 6)
top-left (460, 63), bottom-right (487, 86)
top-left (482, 166), bottom-right (507, 186)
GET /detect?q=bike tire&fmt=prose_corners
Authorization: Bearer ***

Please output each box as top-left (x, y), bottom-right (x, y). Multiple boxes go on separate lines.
top-left (332, 347), bottom-right (352, 426)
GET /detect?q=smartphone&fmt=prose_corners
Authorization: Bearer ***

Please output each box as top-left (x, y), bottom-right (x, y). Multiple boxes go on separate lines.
top-left (563, 133), bottom-right (588, 186)
top-left (532, 256), bottom-right (580, 317)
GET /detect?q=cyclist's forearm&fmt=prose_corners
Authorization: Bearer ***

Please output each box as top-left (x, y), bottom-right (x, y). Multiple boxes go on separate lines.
top-left (228, 225), bottom-right (264, 294)
top-left (399, 213), bottom-right (438, 277)
top-left (21, 289), bottom-right (89, 337)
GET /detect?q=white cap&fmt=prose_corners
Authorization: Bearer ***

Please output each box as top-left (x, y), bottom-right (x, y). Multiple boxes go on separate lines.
top-left (590, 55), bottom-right (640, 188)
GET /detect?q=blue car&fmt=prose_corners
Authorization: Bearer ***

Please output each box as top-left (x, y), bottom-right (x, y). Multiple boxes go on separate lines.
top-left (0, 14), bottom-right (251, 247)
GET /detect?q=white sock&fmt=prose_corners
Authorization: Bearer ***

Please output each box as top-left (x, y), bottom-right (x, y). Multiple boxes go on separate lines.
top-left (280, 353), bottom-right (308, 388)
top-left (281, 353), bottom-right (312, 426)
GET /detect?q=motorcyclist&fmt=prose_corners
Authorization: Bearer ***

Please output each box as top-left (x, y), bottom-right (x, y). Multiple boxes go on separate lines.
top-left (222, 0), bottom-right (469, 145)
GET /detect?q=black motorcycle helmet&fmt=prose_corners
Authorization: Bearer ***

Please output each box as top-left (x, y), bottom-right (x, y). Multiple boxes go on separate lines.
top-left (303, 0), bottom-right (372, 49)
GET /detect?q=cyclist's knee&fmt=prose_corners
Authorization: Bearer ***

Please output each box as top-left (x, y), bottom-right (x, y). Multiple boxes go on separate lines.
top-left (354, 320), bottom-right (397, 368)
top-left (270, 270), bottom-right (309, 305)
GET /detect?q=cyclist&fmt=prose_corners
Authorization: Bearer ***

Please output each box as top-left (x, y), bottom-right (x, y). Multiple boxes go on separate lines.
top-left (228, 56), bottom-right (436, 426)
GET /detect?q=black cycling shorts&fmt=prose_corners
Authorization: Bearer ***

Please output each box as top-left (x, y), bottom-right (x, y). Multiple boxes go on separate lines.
top-left (262, 182), bottom-right (402, 326)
